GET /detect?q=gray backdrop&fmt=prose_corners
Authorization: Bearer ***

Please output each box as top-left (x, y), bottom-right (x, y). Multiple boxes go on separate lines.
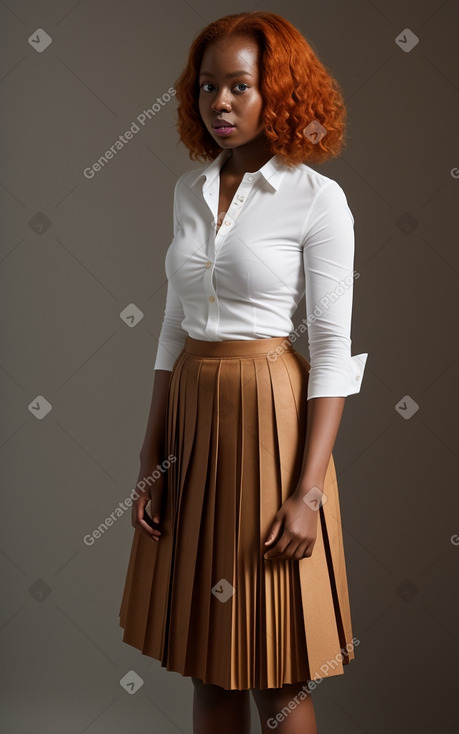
top-left (1, 0), bottom-right (458, 732)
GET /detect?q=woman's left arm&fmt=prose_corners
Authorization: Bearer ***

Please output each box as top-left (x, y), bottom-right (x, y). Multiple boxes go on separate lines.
top-left (264, 179), bottom-right (367, 561)
top-left (263, 396), bottom-right (345, 560)
top-left (294, 395), bottom-right (346, 498)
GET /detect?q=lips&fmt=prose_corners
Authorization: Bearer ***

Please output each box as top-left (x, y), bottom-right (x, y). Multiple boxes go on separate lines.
top-left (212, 120), bottom-right (235, 129)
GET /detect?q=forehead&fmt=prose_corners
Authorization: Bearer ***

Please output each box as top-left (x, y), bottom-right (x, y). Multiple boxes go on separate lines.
top-left (199, 35), bottom-right (260, 70)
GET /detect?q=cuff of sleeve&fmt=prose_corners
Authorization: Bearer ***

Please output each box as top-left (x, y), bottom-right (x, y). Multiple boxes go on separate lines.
top-left (346, 352), bottom-right (368, 395)
top-left (307, 352), bottom-right (368, 400)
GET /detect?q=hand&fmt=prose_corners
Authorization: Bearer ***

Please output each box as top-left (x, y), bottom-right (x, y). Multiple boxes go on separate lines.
top-left (263, 492), bottom-right (320, 561)
top-left (131, 461), bottom-right (166, 542)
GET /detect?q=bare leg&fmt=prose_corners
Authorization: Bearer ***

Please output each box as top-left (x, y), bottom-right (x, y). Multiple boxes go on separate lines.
top-left (192, 676), bottom-right (251, 734)
top-left (251, 680), bottom-right (318, 734)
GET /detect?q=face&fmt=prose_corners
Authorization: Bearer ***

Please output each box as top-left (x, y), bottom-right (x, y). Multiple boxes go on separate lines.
top-left (198, 35), bottom-right (267, 151)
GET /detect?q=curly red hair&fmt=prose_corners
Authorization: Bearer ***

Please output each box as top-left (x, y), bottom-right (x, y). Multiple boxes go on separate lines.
top-left (174, 11), bottom-right (347, 166)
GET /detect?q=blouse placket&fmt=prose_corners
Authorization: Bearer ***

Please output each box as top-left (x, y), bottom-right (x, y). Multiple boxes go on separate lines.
top-left (201, 172), bottom-right (259, 340)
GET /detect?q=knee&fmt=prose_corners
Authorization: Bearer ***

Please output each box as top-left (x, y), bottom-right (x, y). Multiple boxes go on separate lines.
top-left (191, 676), bottom-right (228, 702)
top-left (252, 680), bottom-right (311, 716)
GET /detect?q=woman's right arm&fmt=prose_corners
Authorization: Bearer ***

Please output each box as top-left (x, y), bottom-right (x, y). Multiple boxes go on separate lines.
top-left (132, 281), bottom-right (187, 541)
top-left (139, 368), bottom-right (172, 465)
top-left (132, 177), bottom-right (187, 540)
top-left (131, 368), bottom-right (172, 542)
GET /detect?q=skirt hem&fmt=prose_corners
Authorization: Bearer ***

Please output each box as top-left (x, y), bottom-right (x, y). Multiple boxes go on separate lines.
top-left (118, 620), bottom-right (355, 690)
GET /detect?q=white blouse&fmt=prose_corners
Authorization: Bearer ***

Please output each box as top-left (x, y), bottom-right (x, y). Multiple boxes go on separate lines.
top-left (153, 148), bottom-right (368, 400)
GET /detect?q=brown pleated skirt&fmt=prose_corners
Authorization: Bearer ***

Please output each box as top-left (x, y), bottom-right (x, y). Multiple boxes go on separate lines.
top-left (119, 335), bottom-right (356, 690)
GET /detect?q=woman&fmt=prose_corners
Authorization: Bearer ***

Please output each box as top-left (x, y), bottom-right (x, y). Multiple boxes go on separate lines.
top-left (119, 11), bottom-right (368, 734)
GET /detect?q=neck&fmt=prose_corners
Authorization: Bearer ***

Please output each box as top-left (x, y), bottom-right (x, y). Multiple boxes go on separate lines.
top-left (222, 137), bottom-right (274, 176)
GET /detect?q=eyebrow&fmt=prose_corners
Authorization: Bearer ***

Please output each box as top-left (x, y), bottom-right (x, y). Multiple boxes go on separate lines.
top-left (199, 70), bottom-right (252, 78)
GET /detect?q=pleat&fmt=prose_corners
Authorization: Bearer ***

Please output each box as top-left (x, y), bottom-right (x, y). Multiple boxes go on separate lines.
top-left (119, 337), bottom-right (356, 690)
top-left (319, 455), bottom-right (355, 662)
top-left (167, 358), bottom-right (219, 676)
top-left (236, 357), bottom-right (260, 688)
top-left (256, 358), bottom-right (279, 687)
top-left (264, 352), bottom-right (311, 687)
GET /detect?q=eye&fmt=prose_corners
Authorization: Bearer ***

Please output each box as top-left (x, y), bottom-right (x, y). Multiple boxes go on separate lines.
top-left (199, 82), bottom-right (249, 93)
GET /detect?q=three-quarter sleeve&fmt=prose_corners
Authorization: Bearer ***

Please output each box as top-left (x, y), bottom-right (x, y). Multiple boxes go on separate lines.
top-left (153, 180), bottom-right (187, 371)
top-left (302, 180), bottom-right (368, 400)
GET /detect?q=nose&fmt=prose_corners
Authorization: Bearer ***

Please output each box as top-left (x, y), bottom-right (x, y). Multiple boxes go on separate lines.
top-left (211, 88), bottom-right (231, 113)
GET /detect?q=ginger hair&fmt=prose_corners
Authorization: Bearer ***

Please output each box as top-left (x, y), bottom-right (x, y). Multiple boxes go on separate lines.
top-left (173, 11), bottom-right (348, 166)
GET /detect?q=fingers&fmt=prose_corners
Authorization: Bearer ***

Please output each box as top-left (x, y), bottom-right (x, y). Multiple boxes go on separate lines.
top-left (264, 537), bottom-right (293, 560)
top-left (264, 536), bottom-right (314, 561)
top-left (264, 497), bottom-right (318, 560)
top-left (141, 507), bottom-right (162, 542)
top-left (131, 497), bottom-right (162, 542)
top-left (264, 518), bottom-right (282, 548)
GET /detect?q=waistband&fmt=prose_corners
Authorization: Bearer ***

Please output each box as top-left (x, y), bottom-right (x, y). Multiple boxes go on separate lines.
top-left (183, 335), bottom-right (293, 358)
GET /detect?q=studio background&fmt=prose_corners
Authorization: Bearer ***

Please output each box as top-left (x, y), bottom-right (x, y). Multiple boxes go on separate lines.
top-left (1, 1), bottom-right (458, 732)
